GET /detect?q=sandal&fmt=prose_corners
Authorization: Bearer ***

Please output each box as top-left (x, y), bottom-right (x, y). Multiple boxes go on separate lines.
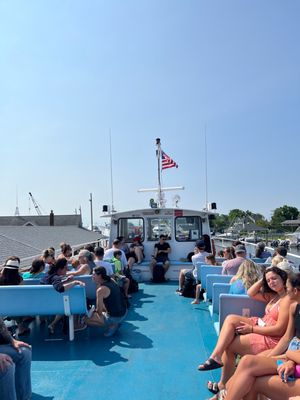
top-left (207, 381), bottom-right (219, 394)
top-left (217, 389), bottom-right (227, 400)
top-left (198, 358), bottom-right (223, 371)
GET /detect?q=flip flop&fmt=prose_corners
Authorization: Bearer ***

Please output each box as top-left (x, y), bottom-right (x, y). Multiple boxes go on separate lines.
top-left (207, 381), bottom-right (219, 394)
top-left (198, 358), bottom-right (223, 371)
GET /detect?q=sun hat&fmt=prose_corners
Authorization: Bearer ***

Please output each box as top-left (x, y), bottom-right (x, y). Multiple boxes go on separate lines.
top-left (4, 259), bottom-right (20, 269)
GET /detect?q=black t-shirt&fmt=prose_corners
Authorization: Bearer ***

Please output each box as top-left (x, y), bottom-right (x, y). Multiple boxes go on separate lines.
top-left (154, 242), bottom-right (170, 262)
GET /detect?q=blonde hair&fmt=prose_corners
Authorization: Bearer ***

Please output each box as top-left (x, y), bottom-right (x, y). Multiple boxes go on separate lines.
top-left (235, 260), bottom-right (261, 290)
top-left (271, 255), bottom-right (284, 266)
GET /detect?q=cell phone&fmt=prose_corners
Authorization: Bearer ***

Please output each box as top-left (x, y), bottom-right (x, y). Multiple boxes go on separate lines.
top-left (276, 360), bottom-right (295, 382)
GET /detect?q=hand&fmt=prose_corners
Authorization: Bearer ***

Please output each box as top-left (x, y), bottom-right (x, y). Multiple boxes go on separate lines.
top-left (277, 360), bottom-right (295, 383)
top-left (12, 339), bottom-right (32, 353)
top-left (0, 354), bottom-right (13, 372)
top-left (235, 322), bottom-right (253, 335)
top-left (75, 281), bottom-right (85, 287)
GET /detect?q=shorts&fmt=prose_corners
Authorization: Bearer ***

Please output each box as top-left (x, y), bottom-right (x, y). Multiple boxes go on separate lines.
top-left (184, 270), bottom-right (196, 281)
top-left (103, 309), bottom-right (128, 326)
top-left (288, 336), bottom-right (300, 351)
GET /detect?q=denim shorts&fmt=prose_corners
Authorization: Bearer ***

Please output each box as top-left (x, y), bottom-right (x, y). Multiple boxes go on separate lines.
top-left (103, 309), bottom-right (128, 326)
top-left (288, 336), bottom-right (300, 351)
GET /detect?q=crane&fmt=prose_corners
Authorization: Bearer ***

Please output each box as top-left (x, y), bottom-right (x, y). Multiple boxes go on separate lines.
top-left (28, 192), bottom-right (42, 215)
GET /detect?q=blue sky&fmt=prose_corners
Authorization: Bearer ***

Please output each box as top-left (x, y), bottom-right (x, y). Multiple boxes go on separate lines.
top-left (0, 1), bottom-right (299, 226)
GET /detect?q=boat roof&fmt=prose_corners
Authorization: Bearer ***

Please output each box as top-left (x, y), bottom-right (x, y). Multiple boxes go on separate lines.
top-left (102, 207), bottom-right (213, 218)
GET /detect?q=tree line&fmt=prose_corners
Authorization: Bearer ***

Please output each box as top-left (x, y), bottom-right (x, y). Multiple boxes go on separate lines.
top-left (210, 205), bottom-right (300, 233)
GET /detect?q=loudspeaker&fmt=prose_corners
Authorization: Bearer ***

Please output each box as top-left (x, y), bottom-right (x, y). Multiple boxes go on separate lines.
top-left (102, 205), bottom-right (108, 212)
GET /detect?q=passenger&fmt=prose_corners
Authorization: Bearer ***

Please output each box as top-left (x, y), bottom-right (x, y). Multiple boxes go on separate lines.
top-left (104, 239), bottom-right (128, 270)
top-left (58, 242), bottom-right (73, 260)
top-left (224, 272), bottom-right (300, 400)
top-left (222, 247), bottom-right (235, 263)
top-left (176, 240), bottom-right (208, 294)
top-left (0, 257), bottom-right (22, 286)
top-left (94, 247), bottom-right (114, 276)
top-left (131, 236), bottom-right (144, 264)
top-left (42, 248), bottom-right (55, 273)
top-left (150, 234), bottom-right (171, 281)
top-left (0, 257), bottom-right (30, 336)
top-left (40, 258), bottom-right (85, 334)
top-left (198, 266), bottom-right (292, 394)
top-left (85, 266), bottom-right (128, 337)
top-left (265, 245), bottom-right (288, 264)
top-left (67, 249), bottom-right (95, 276)
top-left (22, 258), bottom-right (45, 280)
top-left (255, 241), bottom-right (272, 259)
top-left (191, 253), bottom-right (218, 304)
top-left (221, 245), bottom-right (247, 275)
top-left (0, 318), bottom-right (32, 400)
top-left (228, 259), bottom-right (261, 295)
top-left (111, 250), bottom-right (130, 298)
top-left (117, 236), bottom-right (137, 269)
top-left (84, 243), bottom-right (95, 254)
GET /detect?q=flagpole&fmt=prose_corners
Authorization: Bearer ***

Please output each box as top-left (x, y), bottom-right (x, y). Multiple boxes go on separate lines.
top-left (156, 138), bottom-right (162, 208)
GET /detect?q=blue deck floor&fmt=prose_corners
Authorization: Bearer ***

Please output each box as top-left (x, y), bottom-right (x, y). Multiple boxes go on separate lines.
top-left (29, 282), bottom-right (220, 400)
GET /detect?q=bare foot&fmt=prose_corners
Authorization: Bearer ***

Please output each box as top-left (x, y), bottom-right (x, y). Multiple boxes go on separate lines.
top-left (191, 300), bottom-right (200, 304)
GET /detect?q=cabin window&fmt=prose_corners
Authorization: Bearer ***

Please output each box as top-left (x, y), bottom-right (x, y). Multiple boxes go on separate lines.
top-left (175, 216), bottom-right (202, 241)
top-left (118, 218), bottom-right (144, 242)
top-left (147, 218), bottom-right (172, 241)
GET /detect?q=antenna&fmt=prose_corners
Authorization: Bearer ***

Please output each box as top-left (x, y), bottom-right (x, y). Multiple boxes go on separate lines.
top-left (89, 193), bottom-right (93, 231)
top-left (204, 124), bottom-right (208, 210)
top-left (109, 130), bottom-right (116, 213)
top-left (14, 186), bottom-right (20, 216)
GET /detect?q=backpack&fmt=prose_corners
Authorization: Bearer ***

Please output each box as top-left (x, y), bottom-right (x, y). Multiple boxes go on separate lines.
top-left (152, 263), bottom-right (166, 283)
top-left (123, 267), bottom-right (139, 293)
top-left (181, 276), bottom-right (196, 298)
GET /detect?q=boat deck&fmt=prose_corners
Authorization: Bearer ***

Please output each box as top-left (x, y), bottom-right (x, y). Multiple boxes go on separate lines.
top-left (29, 282), bottom-right (220, 400)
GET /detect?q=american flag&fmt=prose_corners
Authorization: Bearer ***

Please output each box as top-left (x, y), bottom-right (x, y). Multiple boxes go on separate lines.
top-left (161, 150), bottom-right (178, 170)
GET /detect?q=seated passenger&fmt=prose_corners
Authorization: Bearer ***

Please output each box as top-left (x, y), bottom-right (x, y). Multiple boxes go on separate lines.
top-left (229, 259), bottom-right (261, 295)
top-left (255, 241), bottom-right (272, 259)
top-left (198, 266), bottom-right (292, 394)
top-left (191, 253), bottom-right (219, 304)
top-left (224, 272), bottom-right (300, 400)
top-left (177, 240), bottom-right (208, 294)
top-left (85, 266), bottom-right (128, 337)
top-left (131, 236), bottom-right (144, 264)
top-left (150, 235), bottom-right (171, 281)
top-left (111, 250), bottom-right (130, 298)
top-left (94, 246), bottom-right (114, 276)
top-left (0, 318), bottom-right (32, 400)
top-left (40, 258), bottom-right (85, 334)
top-left (104, 239), bottom-right (128, 270)
top-left (42, 248), bottom-right (55, 273)
top-left (22, 258), bottom-right (45, 280)
top-left (67, 249), bottom-right (95, 276)
top-left (221, 245), bottom-right (247, 275)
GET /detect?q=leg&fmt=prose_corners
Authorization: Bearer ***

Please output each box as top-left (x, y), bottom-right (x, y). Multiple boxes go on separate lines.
top-left (85, 311), bottom-right (106, 327)
top-left (191, 284), bottom-right (202, 304)
top-left (0, 359), bottom-right (17, 400)
top-left (178, 269), bottom-right (190, 290)
top-left (225, 355), bottom-right (278, 400)
top-left (0, 344), bottom-right (32, 400)
top-left (150, 259), bottom-right (156, 277)
top-left (123, 278), bottom-right (130, 297)
top-left (48, 314), bottom-right (63, 334)
top-left (127, 256), bottom-right (135, 269)
top-left (247, 374), bottom-right (300, 400)
top-left (134, 247), bottom-right (144, 263)
top-left (163, 260), bottom-right (170, 273)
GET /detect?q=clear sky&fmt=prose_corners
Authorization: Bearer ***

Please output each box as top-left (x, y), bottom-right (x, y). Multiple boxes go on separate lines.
top-left (1, 1), bottom-right (299, 226)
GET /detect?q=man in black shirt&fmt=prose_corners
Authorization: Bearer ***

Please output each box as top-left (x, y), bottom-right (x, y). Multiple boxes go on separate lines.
top-left (0, 318), bottom-right (32, 399)
top-left (150, 235), bottom-right (171, 280)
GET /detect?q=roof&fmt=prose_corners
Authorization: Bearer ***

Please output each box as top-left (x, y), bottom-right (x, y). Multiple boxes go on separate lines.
top-left (0, 214), bottom-right (82, 227)
top-left (282, 219), bottom-right (300, 226)
top-left (0, 226), bottom-right (105, 267)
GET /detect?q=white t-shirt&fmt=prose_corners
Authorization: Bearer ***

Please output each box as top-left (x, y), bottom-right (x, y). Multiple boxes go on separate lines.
top-left (191, 251), bottom-right (210, 277)
top-left (104, 247), bottom-right (127, 268)
top-left (94, 259), bottom-right (114, 276)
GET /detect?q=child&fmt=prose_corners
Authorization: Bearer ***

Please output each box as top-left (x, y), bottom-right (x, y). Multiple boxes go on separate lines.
top-left (111, 250), bottom-right (130, 298)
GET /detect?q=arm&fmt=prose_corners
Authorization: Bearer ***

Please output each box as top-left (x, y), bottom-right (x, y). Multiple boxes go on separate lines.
top-left (153, 245), bottom-right (158, 258)
top-left (63, 280), bottom-right (85, 291)
top-left (95, 286), bottom-right (110, 314)
top-left (247, 278), bottom-right (270, 303)
top-left (267, 303), bottom-right (297, 357)
top-left (67, 264), bottom-right (90, 276)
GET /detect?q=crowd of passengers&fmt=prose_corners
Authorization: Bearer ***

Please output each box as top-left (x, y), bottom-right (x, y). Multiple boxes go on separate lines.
top-left (1, 237), bottom-right (300, 399)
top-left (174, 240), bottom-right (300, 399)
top-left (0, 236), bottom-right (146, 400)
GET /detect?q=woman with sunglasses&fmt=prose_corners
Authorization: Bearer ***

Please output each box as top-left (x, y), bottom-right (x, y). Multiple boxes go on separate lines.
top-left (198, 267), bottom-right (292, 397)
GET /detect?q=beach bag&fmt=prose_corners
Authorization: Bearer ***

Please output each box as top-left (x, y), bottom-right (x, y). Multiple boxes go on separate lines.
top-left (123, 267), bottom-right (139, 293)
top-left (181, 276), bottom-right (196, 298)
top-left (152, 264), bottom-right (166, 283)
